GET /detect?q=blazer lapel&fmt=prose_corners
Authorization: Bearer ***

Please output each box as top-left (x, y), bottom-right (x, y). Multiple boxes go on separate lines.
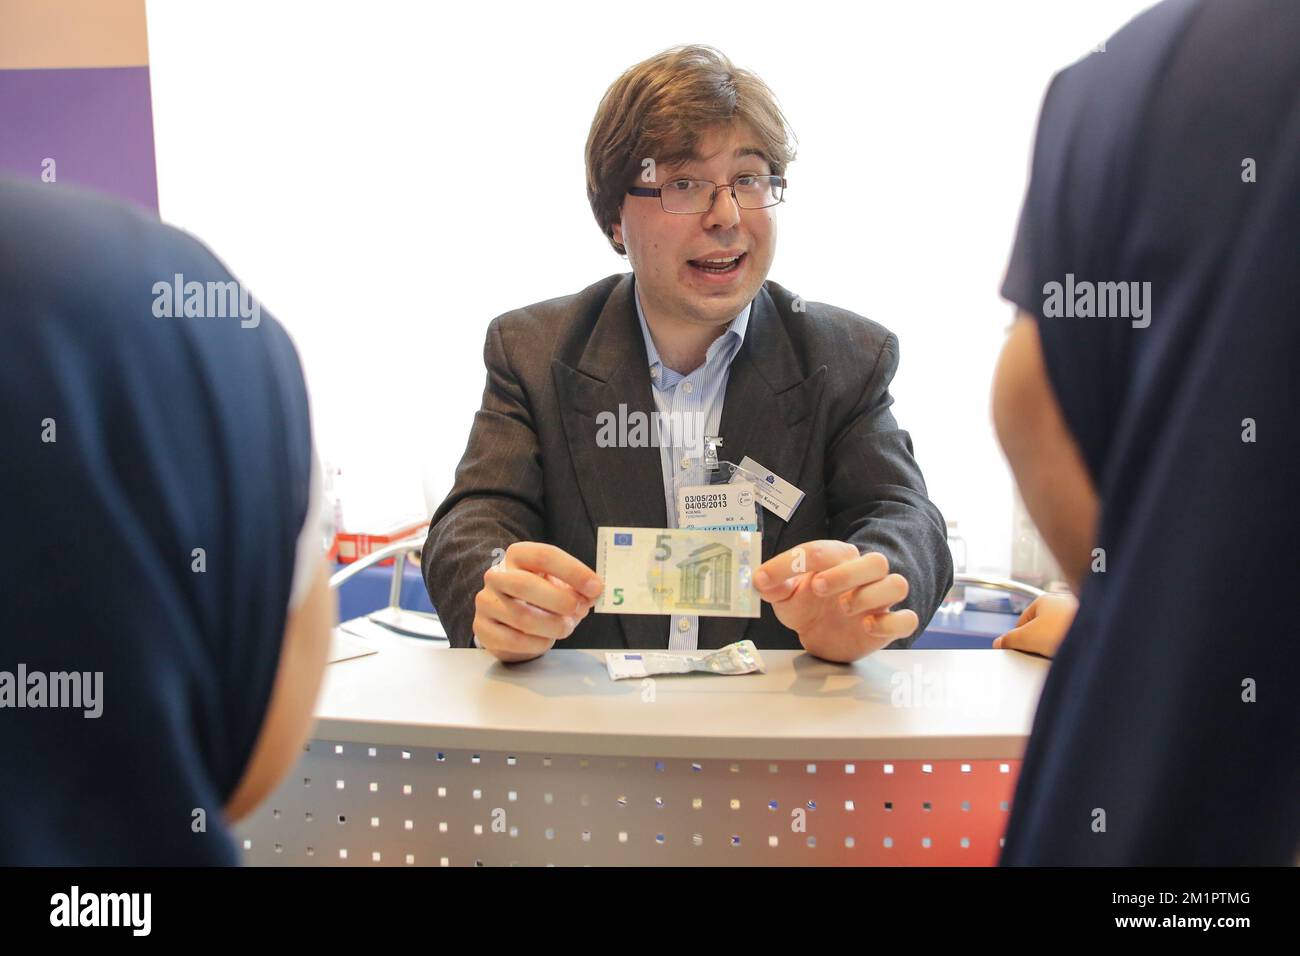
top-left (552, 274), bottom-right (669, 649)
top-left (702, 285), bottom-right (827, 649)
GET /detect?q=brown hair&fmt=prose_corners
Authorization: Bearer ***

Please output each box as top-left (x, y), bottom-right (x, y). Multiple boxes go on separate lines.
top-left (585, 45), bottom-right (798, 256)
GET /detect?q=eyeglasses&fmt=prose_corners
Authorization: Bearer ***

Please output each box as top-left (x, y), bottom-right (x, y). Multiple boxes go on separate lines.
top-left (627, 175), bottom-right (787, 214)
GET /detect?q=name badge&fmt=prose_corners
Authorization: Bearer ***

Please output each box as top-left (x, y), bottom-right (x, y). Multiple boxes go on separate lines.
top-left (676, 481), bottom-right (759, 531)
top-left (733, 456), bottom-right (805, 522)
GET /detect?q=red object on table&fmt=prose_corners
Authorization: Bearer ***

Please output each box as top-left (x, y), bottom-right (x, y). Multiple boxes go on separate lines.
top-left (333, 518), bottom-right (428, 566)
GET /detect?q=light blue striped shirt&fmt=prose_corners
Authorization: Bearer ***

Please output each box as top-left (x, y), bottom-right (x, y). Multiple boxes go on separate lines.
top-left (633, 280), bottom-right (752, 650)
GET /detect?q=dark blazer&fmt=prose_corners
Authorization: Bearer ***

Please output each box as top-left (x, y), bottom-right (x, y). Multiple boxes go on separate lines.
top-left (423, 272), bottom-right (952, 650)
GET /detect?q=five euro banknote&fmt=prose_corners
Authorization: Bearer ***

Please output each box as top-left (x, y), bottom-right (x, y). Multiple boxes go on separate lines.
top-left (594, 526), bottom-right (761, 618)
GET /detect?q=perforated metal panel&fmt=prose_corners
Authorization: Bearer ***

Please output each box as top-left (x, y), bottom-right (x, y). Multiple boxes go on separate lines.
top-left (237, 739), bottom-right (1019, 866)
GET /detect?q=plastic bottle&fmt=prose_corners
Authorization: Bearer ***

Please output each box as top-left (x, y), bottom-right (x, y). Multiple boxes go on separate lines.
top-left (939, 519), bottom-right (967, 615)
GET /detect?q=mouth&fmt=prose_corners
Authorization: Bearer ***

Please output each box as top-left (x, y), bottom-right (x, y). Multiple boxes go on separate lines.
top-left (687, 251), bottom-right (747, 281)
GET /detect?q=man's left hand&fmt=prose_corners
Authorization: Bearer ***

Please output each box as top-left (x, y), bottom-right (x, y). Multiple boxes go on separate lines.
top-left (753, 541), bottom-right (917, 663)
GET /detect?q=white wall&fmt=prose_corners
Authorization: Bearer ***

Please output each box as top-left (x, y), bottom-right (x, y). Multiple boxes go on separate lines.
top-left (146, 0), bottom-right (1156, 572)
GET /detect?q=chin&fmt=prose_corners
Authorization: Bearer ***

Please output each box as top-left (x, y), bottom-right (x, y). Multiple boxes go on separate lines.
top-left (694, 302), bottom-right (745, 325)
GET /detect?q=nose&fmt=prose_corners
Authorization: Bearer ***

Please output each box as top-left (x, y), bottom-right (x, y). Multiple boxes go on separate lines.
top-left (702, 184), bottom-right (742, 230)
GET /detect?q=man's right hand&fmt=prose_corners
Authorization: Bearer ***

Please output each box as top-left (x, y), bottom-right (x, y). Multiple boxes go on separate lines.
top-left (472, 542), bottom-right (604, 662)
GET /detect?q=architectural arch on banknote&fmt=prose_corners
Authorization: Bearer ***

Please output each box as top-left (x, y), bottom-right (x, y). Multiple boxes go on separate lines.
top-left (677, 543), bottom-right (732, 610)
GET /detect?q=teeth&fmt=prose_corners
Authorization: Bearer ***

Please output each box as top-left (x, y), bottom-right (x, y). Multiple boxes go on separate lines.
top-left (702, 255), bottom-right (740, 263)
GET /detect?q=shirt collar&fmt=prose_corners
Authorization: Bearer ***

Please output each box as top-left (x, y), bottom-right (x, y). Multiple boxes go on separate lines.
top-left (633, 279), bottom-right (752, 387)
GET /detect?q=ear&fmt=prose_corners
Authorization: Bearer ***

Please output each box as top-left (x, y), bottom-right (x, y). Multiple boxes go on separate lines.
top-left (612, 221), bottom-right (624, 247)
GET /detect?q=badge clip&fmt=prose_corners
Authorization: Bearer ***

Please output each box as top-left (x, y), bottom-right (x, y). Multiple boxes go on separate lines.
top-left (703, 435), bottom-right (723, 473)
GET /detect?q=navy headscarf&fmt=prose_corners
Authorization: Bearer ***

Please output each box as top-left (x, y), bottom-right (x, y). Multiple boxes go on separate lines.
top-left (999, 0), bottom-right (1300, 863)
top-left (0, 180), bottom-right (312, 864)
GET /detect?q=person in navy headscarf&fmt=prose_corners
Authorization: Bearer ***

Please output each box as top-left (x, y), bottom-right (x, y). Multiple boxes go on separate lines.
top-left (0, 179), bottom-right (334, 864)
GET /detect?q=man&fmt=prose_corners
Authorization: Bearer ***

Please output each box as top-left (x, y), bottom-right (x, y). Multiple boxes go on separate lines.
top-left (424, 46), bottom-right (951, 662)
top-left (991, 0), bottom-right (1300, 863)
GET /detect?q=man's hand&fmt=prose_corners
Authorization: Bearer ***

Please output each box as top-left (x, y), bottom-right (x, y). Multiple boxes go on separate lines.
top-left (992, 592), bottom-right (1078, 658)
top-left (472, 542), bottom-right (604, 662)
top-left (753, 540), bottom-right (917, 663)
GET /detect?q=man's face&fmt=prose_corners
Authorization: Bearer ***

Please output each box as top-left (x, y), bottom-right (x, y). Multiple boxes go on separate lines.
top-left (613, 121), bottom-right (779, 329)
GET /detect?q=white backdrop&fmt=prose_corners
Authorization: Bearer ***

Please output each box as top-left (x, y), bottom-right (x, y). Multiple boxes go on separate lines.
top-left (146, 0), bottom-right (1156, 574)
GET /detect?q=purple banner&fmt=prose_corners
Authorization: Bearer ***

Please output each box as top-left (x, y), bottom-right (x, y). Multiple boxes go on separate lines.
top-left (0, 65), bottom-right (158, 212)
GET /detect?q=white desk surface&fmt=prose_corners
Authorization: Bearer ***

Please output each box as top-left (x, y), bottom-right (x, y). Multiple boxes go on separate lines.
top-left (312, 632), bottom-right (1050, 761)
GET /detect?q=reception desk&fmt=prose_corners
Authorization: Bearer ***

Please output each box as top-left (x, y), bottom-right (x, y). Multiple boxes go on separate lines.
top-left (236, 633), bottom-right (1049, 866)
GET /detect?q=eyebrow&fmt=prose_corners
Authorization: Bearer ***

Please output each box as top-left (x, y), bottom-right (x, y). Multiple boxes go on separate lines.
top-left (667, 146), bottom-right (771, 172)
